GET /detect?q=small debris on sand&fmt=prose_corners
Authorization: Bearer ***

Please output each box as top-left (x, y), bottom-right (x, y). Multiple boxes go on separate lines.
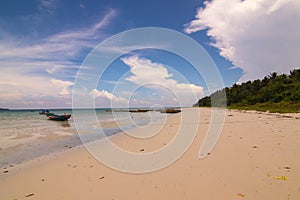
top-left (268, 175), bottom-right (287, 181)
top-left (25, 193), bottom-right (34, 197)
top-left (237, 193), bottom-right (245, 197)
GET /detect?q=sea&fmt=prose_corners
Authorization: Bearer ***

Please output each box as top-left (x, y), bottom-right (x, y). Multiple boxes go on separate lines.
top-left (0, 109), bottom-right (166, 168)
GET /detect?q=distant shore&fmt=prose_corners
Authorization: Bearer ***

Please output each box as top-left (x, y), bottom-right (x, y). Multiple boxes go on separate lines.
top-left (1, 108), bottom-right (300, 200)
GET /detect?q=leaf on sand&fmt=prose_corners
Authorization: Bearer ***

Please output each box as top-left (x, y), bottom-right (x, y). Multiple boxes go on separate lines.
top-left (237, 193), bottom-right (245, 197)
top-left (275, 176), bottom-right (287, 181)
top-left (268, 175), bottom-right (287, 181)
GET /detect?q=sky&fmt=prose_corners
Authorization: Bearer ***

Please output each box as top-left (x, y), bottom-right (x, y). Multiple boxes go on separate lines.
top-left (0, 0), bottom-right (299, 109)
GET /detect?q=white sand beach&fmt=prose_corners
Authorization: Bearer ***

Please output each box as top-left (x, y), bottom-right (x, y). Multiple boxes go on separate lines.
top-left (1, 108), bottom-right (300, 200)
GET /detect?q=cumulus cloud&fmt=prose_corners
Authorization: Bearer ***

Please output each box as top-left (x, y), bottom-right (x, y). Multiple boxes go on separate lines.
top-left (89, 89), bottom-right (127, 107)
top-left (50, 79), bottom-right (73, 95)
top-left (184, 0), bottom-right (300, 82)
top-left (0, 73), bottom-right (74, 108)
top-left (121, 55), bottom-right (203, 106)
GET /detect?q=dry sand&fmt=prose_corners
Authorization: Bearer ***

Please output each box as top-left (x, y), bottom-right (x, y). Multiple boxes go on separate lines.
top-left (0, 108), bottom-right (300, 200)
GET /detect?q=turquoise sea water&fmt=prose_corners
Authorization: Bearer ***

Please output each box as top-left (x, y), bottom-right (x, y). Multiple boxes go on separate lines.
top-left (0, 109), bottom-right (166, 168)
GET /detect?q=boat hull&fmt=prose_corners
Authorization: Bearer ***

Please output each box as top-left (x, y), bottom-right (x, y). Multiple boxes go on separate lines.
top-left (47, 114), bottom-right (71, 121)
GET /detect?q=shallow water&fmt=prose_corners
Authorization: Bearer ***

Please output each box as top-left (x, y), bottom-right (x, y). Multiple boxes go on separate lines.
top-left (0, 109), bottom-right (166, 168)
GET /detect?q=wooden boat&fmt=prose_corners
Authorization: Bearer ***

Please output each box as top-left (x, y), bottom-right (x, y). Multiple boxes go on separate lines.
top-left (129, 109), bottom-right (149, 113)
top-left (47, 113), bottom-right (71, 121)
top-left (160, 109), bottom-right (181, 114)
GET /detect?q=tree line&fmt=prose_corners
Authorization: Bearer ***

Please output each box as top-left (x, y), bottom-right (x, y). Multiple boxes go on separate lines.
top-left (194, 69), bottom-right (300, 113)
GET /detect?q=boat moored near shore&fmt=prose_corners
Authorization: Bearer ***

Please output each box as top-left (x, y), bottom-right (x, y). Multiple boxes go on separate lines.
top-left (46, 113), bottom-right (71, 121)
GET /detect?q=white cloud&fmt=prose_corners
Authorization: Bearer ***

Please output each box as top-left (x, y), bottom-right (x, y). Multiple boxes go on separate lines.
top-left (121, 55), bottom-right (203, 106)
top-left (184, 0), bottom-right (300, 82)
top-left (0, 8), bottom-right (116, 62)
top-left (0, 9), bottom-right (116, 108)
top-left (90, 89), bottom-right (127, 107)
top-left (50, 79), bottom-right (73, 95)
top-left (0, 8), bottom-right (116, 61)
top-left (48, 8), bottom-right (116, 47)
top-left (122, 56), bottom-right (172, 83)
top-left (37, 0), bottom-right (57, 14)
top-left (0, 73), bottom-right (74, 108)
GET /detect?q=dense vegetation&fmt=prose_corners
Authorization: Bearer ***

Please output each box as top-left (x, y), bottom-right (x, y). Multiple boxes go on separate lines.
top-left (194, 69), bottom-right (300, 113)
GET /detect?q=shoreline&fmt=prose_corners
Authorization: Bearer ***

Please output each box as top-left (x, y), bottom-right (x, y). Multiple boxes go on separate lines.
top-left (0, 110), bottom-right (166, 169)
top-left (0, 109), bottom-right (171, 175)
top-left (1, 108), bottom-right (300, 199)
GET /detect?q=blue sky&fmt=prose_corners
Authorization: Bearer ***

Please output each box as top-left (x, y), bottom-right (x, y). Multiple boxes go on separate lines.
top-left (0, 0), bottom-right (299, 108)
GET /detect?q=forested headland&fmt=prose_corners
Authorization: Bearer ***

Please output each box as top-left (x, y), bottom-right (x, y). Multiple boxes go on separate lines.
top-left (194, 69), bottom-right (300, 113)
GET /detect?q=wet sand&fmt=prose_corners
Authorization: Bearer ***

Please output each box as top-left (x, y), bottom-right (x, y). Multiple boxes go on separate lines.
top-left (0, 108), bottom-right (300, 200)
